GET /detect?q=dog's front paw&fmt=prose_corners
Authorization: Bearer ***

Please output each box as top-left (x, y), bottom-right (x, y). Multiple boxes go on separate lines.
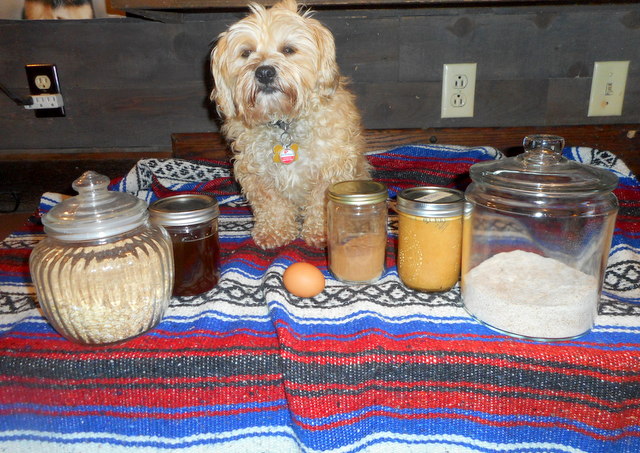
top-left (302, 232), bottom-right (326, 249)
top-left (301, 208), bottom-right (327, 249)
top-left (301, 224), bottom-right (326, 249)
top-left (252, 220), bottom-right (298, 249)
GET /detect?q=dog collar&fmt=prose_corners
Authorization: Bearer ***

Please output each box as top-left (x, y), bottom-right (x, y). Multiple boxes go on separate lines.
top-left (270, 120), bottom-right (299, 165)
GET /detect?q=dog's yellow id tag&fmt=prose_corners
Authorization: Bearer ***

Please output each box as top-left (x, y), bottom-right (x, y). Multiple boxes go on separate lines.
top-left (273, 143), bottom-right (299, 164)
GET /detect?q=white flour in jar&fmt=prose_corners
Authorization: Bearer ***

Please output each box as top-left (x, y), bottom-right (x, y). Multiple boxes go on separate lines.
top-left (462, 250), bottom-right (599, 339)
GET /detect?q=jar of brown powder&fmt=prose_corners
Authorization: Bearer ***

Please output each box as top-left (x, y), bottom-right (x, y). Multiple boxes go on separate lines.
top-left (327, 180), bottom-right (388, 284)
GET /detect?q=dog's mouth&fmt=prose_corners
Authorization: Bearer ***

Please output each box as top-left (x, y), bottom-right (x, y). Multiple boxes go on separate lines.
top-left (257, 85), bottom-right (280, 95)
top-left (254, 65), bottom-right (283, 96)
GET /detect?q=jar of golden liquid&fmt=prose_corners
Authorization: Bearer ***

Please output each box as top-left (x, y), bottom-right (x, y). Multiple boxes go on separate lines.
top-left (396, 187), bottom-right (464, 292)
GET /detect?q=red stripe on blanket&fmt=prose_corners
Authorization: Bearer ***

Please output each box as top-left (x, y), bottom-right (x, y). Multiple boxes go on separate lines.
top-left (0, 380), bottom-right (285, 408)
top-left (274, 323), bottom-right (640, 376)
top-left (289, 397), bottom-right (639, 441)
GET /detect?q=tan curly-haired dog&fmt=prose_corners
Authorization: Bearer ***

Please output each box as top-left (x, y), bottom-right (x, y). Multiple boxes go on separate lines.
top-left (210, 0), bottom-right (370, 249)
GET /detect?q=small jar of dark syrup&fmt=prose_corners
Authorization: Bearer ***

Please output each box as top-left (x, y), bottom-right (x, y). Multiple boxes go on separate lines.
top-left (149, 194), bottom-right (220, 297)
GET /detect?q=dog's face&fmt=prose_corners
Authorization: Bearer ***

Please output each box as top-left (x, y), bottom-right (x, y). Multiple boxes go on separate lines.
top-left (24, 0), bottom-right (94, 20)
top-left (210, 0), bottom-right (340, 126)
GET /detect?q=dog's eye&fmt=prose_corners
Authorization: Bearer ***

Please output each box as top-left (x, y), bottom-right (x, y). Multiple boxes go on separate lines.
top-left (281, 46), bottom-right (296, 56)
top-left (240, 49), bottom-right (253, 58)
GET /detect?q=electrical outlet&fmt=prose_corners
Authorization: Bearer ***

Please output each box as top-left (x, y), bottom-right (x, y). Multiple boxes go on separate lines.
top-left (441, 63), bottom-right (476, 118)
top-left (588, 61), bottom-right (629, 117)
top-left (25, 64), bottom-right (65, 117)
top-left (24, 94), bottom-right (64, 110)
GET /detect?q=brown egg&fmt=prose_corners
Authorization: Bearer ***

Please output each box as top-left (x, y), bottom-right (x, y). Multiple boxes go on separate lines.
top-left (283, 262), bottom-right (325, 298)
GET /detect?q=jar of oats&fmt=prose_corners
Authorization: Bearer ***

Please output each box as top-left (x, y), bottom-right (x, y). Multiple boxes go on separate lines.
top-left (327, 180), bottom-right (388, 284)
top-left (396, 187), bottom-right (464, 292)
top-left (29, 171), bottom-right (174, 345)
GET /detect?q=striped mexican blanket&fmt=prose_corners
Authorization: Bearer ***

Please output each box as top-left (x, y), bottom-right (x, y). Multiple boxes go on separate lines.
top-left (0, 144), bottom-right (639, 453)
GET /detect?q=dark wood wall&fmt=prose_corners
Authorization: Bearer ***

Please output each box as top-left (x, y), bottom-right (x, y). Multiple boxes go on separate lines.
top-left (2, 3), bottom-right (640, 150)
top-left (1, 2), bottom-right (639, 210)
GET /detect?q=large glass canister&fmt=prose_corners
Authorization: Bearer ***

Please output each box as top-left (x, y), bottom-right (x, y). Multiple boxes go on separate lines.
top-left (327, 180), bottom-right (388, 284)
top-left (29, 171), bottom-right (174, 345)
top-left (149, 194), bottom-right (220, 297)
top-left (461, 135), bottom-right (619, 340)
top-left (396, 187), bottom-right (465, 292)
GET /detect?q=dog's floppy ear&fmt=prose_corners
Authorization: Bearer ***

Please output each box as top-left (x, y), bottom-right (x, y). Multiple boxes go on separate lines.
top-left (311, 20), bottom-right (340, 97)
top-left (210, 36), bottom-right (236, 119)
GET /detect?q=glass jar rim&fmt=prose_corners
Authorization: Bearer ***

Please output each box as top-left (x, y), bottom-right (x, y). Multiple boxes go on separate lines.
top-left (328, 180), bottom-right (388, 205)
top-left (396, 186), bottom-right (464, 217)
top-left (149, 194), bottom-right (219, 226)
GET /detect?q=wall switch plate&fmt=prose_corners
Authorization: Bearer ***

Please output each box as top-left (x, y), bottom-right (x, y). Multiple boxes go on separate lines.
top-left (25, 64), bottom-right (65, 117)
top-left (441, 63), bottom-right (477, 118)
top-left (588, 61), bottom-right (629, 117)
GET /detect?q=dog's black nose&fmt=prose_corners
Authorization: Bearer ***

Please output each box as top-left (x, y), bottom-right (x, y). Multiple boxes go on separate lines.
top-left (255, 65), bottom-right (276, 85)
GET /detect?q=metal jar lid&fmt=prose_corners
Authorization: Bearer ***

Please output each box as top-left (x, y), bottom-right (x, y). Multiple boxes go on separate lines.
top-left (328, 180), bottom-right (388, 205)
top-left (149, 194), bottom-right (219, 226)
top-left (396, 186), bottom-right (464, 218)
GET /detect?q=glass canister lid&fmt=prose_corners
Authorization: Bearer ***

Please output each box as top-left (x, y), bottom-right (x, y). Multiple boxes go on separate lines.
top-left (469, 135), bottom-right (618, 196)
top-left (42, 171), bottom-right (148, 241)
top-left (149, 194), bottom-right (219, 226)
top-left (328, 180), bottom-right (388, 205)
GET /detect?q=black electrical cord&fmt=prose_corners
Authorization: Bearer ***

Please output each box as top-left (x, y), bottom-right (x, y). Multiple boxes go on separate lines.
top-left (0, 80), bottom-right (32, 106)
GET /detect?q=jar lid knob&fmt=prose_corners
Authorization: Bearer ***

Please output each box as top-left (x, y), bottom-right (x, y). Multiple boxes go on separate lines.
top-left (72, 170), bottom-right (110, 197)
top-left (522, 135), bottom-right (565, 166)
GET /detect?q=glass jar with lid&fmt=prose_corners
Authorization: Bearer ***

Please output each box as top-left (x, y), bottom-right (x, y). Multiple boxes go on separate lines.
top-left (327, 180), bottom-right (388, 284)
top-left (149, 194), bottom-right (220, 297)
top-left (396, 187), bottom-right (465, 292)
top-left (461, 135), bottom-right (619, 340)
top-left (29, 171), bottom-right (174, 345)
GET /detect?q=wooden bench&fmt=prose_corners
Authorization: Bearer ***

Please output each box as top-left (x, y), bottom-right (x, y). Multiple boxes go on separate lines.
top-left (172, 125), bottom-right (640, 168)
top-left (1, 125), bottom-right (638, 213)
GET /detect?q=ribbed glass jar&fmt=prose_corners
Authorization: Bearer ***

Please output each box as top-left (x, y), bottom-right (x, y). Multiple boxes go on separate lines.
top-left (29, 171), bottom-right (174, 345)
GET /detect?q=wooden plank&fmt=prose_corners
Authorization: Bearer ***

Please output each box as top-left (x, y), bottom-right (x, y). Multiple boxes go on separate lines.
top-left (2, 124), bottom-right (636, 213)
top-left (171, 133), bottom-right (231, 161)
top-left (110, 0), bottom-right (622, 11)
top-left (171, 125), bottom-right (640, 175)
top-left (0, 213), bottom-right (32, 240)
top-left (0, 20), bottom-right (227, 89)
top-left (0, 149), bottom-right (172, 213)
top-left (2, 4), bottom-right (640, 153)
top-left (1, 85), bottom-right (218, 150)
top-left (361, 125), bottom-right (640, 158)
top-left (327, 16), bottom-right (398, 83)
